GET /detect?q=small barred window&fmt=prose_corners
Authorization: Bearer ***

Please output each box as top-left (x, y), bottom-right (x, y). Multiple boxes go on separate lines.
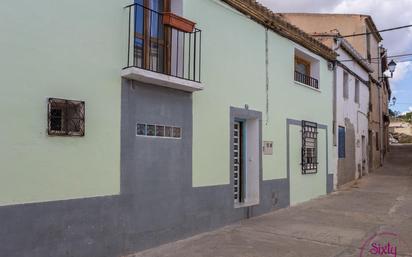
top-left (48, 98), bottom-right (85, 136)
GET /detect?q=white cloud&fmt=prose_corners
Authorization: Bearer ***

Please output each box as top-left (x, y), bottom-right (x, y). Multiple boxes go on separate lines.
top-left (258, 0), bottom-right (340, 12)
top-left (257, 0), bottom-right (340, 12)
top-left (257, 0), bottom-right (412, 56)
top-left (331, 0), bottom-right (412, 57)
top-left (401, 106), bottom-right (412, 115)
top-left (390, 61), bottom-right (412, 82)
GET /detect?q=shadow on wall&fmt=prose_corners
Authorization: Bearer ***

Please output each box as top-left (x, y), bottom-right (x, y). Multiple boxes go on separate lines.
top-left (337, 118), bottom-right (356, 187)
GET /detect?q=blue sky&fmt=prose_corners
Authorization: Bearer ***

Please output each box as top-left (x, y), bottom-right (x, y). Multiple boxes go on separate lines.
top-left (258, 0), bottom-right (412, 113)
top-left (392, 67), bottom-right (412, 114)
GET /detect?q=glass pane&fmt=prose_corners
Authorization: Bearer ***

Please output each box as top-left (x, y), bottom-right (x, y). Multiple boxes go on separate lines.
top-left (151, 0), bottom-right (163, 11)
top-left (296, 63), bottom-right (307, 75)
top-left (147, 125), bottom-right (156, 136)
top-left (50, 108), bottom-right (63, 131)
top-left (134, 2), bottom-right (144, 35)
top-left (173, 127), bottom-right (181, 138)
top-left (156, 125), bottom-right (165, 137)
top-left (137, 123), bottom-right (146, 136)
top-left (165, 126), bottom-right (172, 137)
top-left (149, 1), bottom-right (165, 72)
top-left (67, 103), bottom-right (83, 133)
top-left (134, 39), bottom-right (143, 68)
top-left (150, 42), bottom-right (164, 72)
top-left (150, 7), bottom-right (163, 38)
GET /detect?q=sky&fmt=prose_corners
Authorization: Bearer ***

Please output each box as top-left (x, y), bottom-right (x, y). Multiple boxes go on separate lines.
top-left (258, 0), bottom-right (412, 114)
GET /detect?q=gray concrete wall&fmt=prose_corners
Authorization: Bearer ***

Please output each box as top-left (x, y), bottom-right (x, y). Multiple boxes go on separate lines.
top-left (327, 174), bottom-right (334, 193)
top-left (0, 80), bottom-right (290, 257)
top-left (337, 118), bottom-right (357, 186)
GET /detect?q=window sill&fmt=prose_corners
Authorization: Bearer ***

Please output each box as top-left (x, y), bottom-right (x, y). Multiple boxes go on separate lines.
top-left (302, 170), bottom-right (318, 175)
top-left (121, 67), bottom-right (203, 92)
top-left (294, 81), bottom-right (321, 92)
top-left (234, 199), bottom-right (259, 209)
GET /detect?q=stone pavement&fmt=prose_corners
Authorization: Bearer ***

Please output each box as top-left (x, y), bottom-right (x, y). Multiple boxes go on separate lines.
top-left (125, 145), bottom-right (412, 257)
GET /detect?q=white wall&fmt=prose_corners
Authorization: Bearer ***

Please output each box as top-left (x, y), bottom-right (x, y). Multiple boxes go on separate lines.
top-left (335, 47), bottom-right (370, 184)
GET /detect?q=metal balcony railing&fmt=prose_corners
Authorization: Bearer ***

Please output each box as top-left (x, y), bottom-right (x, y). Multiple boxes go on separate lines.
top-left (124, 3), bottom-right (202, 83)
top-left (294, 71), bottom-right (319, 89)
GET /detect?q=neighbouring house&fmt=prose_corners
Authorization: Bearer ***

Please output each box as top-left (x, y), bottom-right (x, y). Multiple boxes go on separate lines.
top-left (279, 13), bottom-right (391, 174)
top-left (275, 19), bottom-right (373, 187)
top-left (332, 37), bottom-right (373, 186)
top-left (326, 35), bottom-right (372, 187)
top-left (0, 1), bottom-right (336, 257)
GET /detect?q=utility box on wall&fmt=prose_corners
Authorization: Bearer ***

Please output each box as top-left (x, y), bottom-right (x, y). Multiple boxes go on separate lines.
top-left (263, 141), bottom-right (273, 155)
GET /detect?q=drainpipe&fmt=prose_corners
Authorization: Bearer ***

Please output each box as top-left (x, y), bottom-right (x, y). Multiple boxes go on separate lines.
top-left (332, 38), bottom-right (342, 146)
top-left (265, 28), bottom-right (269, 126)
top-left (378, 86), bottom-right (383, 166)
top-left (378, 46), bottom-right (384, 166)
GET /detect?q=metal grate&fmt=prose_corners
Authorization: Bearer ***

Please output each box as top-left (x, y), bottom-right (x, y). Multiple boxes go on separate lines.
top-left (48, 98), bottom-right (85, 136)
top-left (233, 121), bottom-right (242, 204)
top-left (301, 120), bottom-right (318, 174)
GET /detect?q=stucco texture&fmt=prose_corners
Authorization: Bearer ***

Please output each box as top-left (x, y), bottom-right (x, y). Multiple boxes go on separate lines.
top-left (184, 0), bottom-right (334, 204)
top-left (0, 0), bottom-right (130, 205)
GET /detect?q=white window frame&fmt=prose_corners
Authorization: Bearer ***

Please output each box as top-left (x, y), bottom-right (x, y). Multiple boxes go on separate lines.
top-left (136, 123), bottom-right (182, 139)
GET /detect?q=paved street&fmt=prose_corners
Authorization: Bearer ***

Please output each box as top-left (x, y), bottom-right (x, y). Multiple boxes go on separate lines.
top-left (127, 145), bottom-right (412, 257)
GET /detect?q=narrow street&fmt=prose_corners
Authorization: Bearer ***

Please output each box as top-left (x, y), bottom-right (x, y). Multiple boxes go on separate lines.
top-left (128, 145), bottom-right (412, 257)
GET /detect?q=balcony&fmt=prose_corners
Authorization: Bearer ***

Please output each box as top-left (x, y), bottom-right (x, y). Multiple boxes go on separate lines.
top-left (122, 3), bottom-right (203, 92)
top-left (294, 71), bottom-right (319, 90)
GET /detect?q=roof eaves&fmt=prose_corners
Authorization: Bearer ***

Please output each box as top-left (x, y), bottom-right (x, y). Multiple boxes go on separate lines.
top-left (339, 38), bottom-right (374, 73)
top-left (363, 15), bottom-right (383, 41)
top-left (220, 0), bottom-right (337, 61)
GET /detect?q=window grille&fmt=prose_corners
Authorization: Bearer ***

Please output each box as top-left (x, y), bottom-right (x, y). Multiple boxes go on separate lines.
top-left (48, 98), bottom-right (85, 136)
top-left (301, 120), bottom-right (318, 174)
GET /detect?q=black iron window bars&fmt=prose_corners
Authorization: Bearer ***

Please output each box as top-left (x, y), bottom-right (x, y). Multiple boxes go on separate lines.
top-left (48, 98), bottom-right (85, 136)
top-left (295, 71), bottom-right (319, 89)
top-left (301, 120), bottom-right (318, 174)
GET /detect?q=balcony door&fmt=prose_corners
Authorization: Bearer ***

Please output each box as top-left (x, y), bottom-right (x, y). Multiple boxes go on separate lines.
top-left (134, 0), bottom-right (171, 73)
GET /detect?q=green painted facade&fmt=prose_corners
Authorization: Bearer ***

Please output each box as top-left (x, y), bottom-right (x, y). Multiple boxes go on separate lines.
top-left (0, 0), bottom-right (130, 206)
top-left (184, 0), bottom-right (334, 205)
top-left (0, 0), bottom-right (334, 207)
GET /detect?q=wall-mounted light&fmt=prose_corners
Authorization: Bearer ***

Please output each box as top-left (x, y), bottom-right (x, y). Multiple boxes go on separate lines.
top-left (379, 59), bottom-right (397, 80)
top-left (388, 60), bottom-right (397, 78)
top-left (391, 96), bottom-right (397, 106)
